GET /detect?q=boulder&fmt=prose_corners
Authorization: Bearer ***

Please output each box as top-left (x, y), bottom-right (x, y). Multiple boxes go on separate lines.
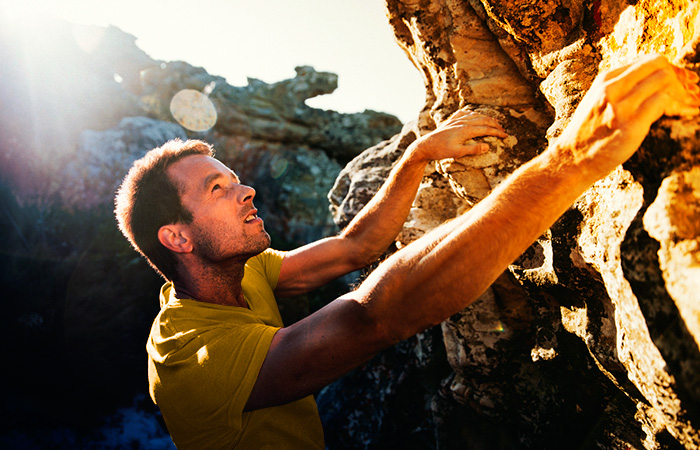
top-left (60, 117), bottom-right (188, 209)
top-left (326, 1), bottom-right (700, 448)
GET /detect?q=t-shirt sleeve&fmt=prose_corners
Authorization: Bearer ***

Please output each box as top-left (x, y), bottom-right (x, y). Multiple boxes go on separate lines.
top-left (250, 248), bottom-right (286, 290)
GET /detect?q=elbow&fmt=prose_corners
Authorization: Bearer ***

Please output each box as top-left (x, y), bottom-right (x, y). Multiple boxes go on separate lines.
top-left (356, 274), bottom-right (438, 348)
top-left (384, 306), bottom-right (445, 344)
top-left (348, 288), bottom-right (405, 352)
top-left (342, 235), bottom-right (391, 270)
top-left (351, 248), bottom-right (384, 270)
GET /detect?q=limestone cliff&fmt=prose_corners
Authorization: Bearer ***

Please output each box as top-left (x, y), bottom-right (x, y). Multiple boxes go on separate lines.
top-left (326, 1), bottom-right (700, 448)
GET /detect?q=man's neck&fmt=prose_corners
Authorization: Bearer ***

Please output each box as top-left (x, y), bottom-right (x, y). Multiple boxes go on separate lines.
top-left (173, 260), bottom-right (249, 308)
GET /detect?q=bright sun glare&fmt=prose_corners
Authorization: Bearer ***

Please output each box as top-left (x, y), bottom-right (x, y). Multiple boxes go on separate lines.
top-left (2, 1), bottom-right (223, 133)
top-left (1, 0), bottom-right (425, 123)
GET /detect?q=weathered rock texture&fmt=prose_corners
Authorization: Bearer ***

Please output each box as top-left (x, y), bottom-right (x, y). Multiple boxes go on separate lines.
top-left (325, 1), bottom-right (700, 448)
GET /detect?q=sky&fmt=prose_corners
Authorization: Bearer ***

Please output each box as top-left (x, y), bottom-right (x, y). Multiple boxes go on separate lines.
top-left (2, 0), bottom-right (426, 123)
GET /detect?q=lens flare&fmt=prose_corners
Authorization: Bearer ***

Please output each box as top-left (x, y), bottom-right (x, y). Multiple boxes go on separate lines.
top-left (489, 320), bottom-right (505, 332)
top-left (270, 158), bottom-right (289, 179)
top-left (169, 89), bottom-right (217, 132)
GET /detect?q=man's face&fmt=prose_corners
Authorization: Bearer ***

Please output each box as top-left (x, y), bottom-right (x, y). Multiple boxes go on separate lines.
top-left (167, 154), bottom-right (271, 263)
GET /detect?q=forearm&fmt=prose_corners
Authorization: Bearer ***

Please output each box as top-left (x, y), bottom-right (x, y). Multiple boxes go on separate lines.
top-left (339, 112), bottom-right (508, 267)
top-left (357, 145), bottom-right (593, 342)
top-left (339, 149), bottom-right (428, 265)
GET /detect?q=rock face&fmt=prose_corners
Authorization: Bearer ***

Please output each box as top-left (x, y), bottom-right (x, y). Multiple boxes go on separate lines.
top-left (325, 1), bottom-right (700, 448)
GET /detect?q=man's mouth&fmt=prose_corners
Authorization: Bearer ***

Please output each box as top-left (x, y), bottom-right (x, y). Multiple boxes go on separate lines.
top-left (244, 211), bottom-right (259, 223)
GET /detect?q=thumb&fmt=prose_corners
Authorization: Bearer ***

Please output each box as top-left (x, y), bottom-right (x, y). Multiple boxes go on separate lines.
top-left (460, 141), bottom-right (491, 156)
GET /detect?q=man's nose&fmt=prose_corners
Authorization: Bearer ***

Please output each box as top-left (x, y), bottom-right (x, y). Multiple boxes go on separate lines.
top-left (237, 184), bottom-right (256, 203)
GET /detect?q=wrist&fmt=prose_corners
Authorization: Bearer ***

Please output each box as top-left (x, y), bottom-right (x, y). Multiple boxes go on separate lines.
top-left (536, 140), bottom-right (601, 195)
top-left (401, 139), bottom-right (433, 167)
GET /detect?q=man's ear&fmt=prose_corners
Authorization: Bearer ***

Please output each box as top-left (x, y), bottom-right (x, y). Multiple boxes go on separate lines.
top-left (158, 225), bottom-right (193, 253)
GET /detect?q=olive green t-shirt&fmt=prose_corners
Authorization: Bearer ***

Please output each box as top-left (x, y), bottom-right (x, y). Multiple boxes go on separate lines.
top-left (146, 249), bottom-right (324, 449)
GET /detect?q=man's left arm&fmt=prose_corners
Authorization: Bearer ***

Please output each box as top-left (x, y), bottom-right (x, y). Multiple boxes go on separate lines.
top-left (274, 111), bottom-right (508, 297)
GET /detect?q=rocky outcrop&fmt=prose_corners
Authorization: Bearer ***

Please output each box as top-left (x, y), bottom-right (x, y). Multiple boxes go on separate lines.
top-left (325, 1), bottom-right (700, 448)
top-left (140, 62), bottom-right (402, 163)
top-left (0, 16), bottom-right (401, 246)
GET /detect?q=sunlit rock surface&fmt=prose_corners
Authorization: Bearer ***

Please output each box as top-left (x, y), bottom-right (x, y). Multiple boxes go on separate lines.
top-left (326, 0), bottom-right (700, 448)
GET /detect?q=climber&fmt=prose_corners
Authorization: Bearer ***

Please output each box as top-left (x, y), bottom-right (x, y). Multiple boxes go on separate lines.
top-left (114, 54), bottom-right (699, 449)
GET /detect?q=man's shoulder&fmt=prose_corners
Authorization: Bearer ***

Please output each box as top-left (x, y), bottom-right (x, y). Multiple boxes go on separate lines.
top-left (244, 248), bottom-right (286, 285)
top-left (247, 248), bottom-right (286, 268)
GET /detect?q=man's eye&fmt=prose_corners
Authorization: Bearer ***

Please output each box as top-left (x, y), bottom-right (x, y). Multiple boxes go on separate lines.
top-left (212, 184), bottom-right (221, 192)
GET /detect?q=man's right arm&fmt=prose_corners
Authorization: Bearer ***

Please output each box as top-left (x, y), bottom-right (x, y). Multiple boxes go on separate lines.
top-left (245, 55), bottom-right (700, 411)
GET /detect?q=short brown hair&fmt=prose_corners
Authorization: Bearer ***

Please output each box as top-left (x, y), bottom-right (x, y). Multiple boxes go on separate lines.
top-left (115, 139), bottom-right (214, 281)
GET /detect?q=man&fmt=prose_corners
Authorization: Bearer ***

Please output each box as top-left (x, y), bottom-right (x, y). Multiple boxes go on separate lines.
top-left (115, 55), bottom-right (699, 449)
